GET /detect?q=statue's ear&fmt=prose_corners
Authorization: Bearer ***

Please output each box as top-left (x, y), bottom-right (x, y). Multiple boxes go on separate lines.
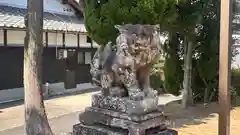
top-left (154, 24), bottom-right (160, 31)
top-left (114, 25), bottom-right (121, 30)
top-left (114, 25), bottom-right (126, 33)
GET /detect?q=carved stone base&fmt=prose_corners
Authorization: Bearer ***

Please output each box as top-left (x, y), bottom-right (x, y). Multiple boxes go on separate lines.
top-left (79, 107), bottom-right (168, 130)
top-left (82, 107), bottom-right (164, 122)
top-left (73, 93), bottom-right (177, 135)
top-left (92, 93), bottom-right (159, 115)
top-left (76, 106), bottom-right (173, 135)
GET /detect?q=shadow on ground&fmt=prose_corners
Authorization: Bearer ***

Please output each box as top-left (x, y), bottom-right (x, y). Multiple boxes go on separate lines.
top-left (164, 96), bottom-right (240, 129)
top-left (164, 101), bottom-right (218, 129)
top-left (0, 88), bottom-right (99, 109)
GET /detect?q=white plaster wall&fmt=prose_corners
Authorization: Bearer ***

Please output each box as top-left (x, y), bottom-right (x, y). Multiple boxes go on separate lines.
top-left (0, 29), bottom-right (91, 47)
top-left (78, 34), bottom-right (92, 48)
top-left (48, 32), bottom-right (63, 47)
top-left (7, 30), bottom-right (25, 46)
top-left (79, 43), bottom-right (91, 48)
top-left (4, 30), bottom-right (47, 46)
top-left (65, 33), bottom-right (78, 47)
top-left (0, 0), bottom-right (75, 16)
top-left (79, 34), bottom-right (87, 44)
top-left (0, 29), bottom-right (3, 45)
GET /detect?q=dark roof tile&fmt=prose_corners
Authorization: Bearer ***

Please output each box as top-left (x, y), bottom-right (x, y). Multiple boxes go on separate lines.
top-left (0, 5), bottom-right (86, 32)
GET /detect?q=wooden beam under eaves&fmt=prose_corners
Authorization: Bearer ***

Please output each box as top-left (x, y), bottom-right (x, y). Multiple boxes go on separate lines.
top-left (62, 33), bottom-right (66, 48)
top-left (77, 33), bottom-right (80, 48)
top-left (45, 32), bottom-right (48, 47)
top-left (3, 29), bottom-right (7, 47)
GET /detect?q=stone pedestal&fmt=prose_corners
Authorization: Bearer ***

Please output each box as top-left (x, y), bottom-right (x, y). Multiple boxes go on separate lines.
top-left (73, 93), bottom-right (177, 135)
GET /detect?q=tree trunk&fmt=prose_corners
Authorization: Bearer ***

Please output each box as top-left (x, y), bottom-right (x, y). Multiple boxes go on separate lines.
top-left (24, 0), bottom-right (53, 135)
top-left (187, 41), bottom-right (193, 105)
top-left (182, 36), bottom-right (194, 109)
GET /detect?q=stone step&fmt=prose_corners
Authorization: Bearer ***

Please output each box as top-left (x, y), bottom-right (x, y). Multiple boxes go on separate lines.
top-left (73, 123), bottom-right (178, 135)
top-left (74, 93), bottom-right (178, 135)
top-left (79, 107), bottom-right (168, 134)
top-left (83, 107), bottom-right (164, 122)
top-left (73, 123), bottom-right (127, 135)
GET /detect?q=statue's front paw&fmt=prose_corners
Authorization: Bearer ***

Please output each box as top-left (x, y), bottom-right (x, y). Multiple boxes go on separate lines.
top-left (145, 88), bottom-right (158, 97)
top-left (129, 91), bottom-right (145, 101)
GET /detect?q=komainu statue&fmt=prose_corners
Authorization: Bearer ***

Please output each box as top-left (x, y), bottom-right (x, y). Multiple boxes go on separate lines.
top-left (73, 24), bottom-right (178, 135)
top-left (90, 24), bottom-right (162, 100)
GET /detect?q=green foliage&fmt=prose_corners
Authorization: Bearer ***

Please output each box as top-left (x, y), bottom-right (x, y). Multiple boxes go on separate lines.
top-left (187, 0), bottom-right (220, 102)
top-left (164, 57), bottom-right (183, 96)
top-left (232, 67), bottom-right (240, 96)
top-left (230, 86), bottom-right (238, 106)
top-left (163, 33), bottom-right (183, 96)
top-left (232, 0), bottom-right (240, 32)
top-left (83, 0), bottom-right (178, 45)
top-left (162, 0), bottom-right (221, 102)
top-left (150, 74), bottom-right (163, 90)
top-left (232, 67), bottom-right (240, 76)
top-left (162, 0), bottom-right (207, 98)
top-left (82, 0), bottom-right (236, 103)
top-left (150, 56), bottom-right (165, 91)
top-left (151, 59), bottom-right (165, 75)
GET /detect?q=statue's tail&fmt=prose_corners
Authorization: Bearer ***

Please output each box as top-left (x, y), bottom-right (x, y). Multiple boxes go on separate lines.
top-left (101, 42), bottom-right (112, 64)
top-left (90, 46), bottom-right (102, 85)
top-left (90, 42), bottom-right (113, 86)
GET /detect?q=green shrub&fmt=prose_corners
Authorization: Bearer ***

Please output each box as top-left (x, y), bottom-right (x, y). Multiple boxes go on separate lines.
top-left (150, 74), bottom-right (163, 90)
top-left (232, 67), bottom-right (240, 76)
top-left (230, 86), bottom-right (238, 106)
top-left (150, 58), bottom-right (165, 93)
top-left (232, 67), bottom-right (240, 96)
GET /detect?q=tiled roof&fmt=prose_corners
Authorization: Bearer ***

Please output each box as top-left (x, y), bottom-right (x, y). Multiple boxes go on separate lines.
top-left (0, 5), bottom-right (86, 32)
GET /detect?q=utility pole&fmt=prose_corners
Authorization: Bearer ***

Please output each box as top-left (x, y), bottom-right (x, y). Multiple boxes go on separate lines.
top-left (218, 0), bottom-right (232, 135)
top-left (24, 0), bottom-right (53, 134)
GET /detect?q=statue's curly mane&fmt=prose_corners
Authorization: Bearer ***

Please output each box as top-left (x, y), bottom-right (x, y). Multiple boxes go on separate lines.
top-left (114, 24), bottom-right (161, 67)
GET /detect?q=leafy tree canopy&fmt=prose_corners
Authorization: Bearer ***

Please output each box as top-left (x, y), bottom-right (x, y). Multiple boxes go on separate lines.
top-left (82, 0), bottom-right (178, 45)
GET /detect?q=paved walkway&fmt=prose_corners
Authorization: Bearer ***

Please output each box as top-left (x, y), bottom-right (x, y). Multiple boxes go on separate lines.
top-left (0, 92), bottom-right (98, 132)
top-left (0, 92), bottom-right (181, 134)
top-left (0, 111), bottom-right (80, 135)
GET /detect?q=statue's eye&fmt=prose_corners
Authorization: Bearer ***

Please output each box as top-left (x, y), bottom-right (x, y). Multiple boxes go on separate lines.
top-left (136, 43), bottom-right (142, 47)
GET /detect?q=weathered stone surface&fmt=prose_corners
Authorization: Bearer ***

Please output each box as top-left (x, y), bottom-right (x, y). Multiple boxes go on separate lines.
top-left (104, 87), bottom-right (128, 97)
top-left (84, 107), bottom-right (164, 122)
top-left (92, 93), bottom-right (159, 115)
top-left (73, 123), bottom-right (127, 135)
top-left (79, 108), bottom-right (168, 133)
top-left (90, 24), bottom-right (163, 100)
top-left (147, 129), bottom-right (178, 135)
top-left (73, 123), bottom-right (177, 135)
top-left (72, 24), bottom-right (177, 135)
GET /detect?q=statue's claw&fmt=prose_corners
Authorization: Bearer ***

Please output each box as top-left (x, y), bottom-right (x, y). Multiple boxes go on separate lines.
top-left (128, 88), bottom-right (145, 101)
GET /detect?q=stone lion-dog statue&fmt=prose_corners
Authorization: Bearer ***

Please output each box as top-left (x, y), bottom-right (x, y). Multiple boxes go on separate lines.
top-left (90, 24), bottom-right (163, 100)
